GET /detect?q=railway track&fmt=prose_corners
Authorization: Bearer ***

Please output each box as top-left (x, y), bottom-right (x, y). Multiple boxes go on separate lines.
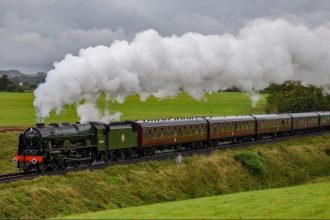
top-left (0, 172), bottom-right (39, 183)
top-left (1, 130), bottom-right (329, 184)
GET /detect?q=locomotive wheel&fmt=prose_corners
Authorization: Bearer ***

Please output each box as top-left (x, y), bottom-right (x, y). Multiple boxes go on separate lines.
top-left (37, 163), bottom-right (47, 173)
top-left (23, 164), bottom-right (30, 173)
top-left (59, 160), bottom-right (69, 169)
top-left (72, 161), bottom-right (80, 168)
top-left (88, 152), bottom-right (94, 165)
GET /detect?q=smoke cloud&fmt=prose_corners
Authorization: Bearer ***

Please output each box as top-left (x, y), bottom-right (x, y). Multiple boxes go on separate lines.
top-left (34, 19), bottom-right (330, 123)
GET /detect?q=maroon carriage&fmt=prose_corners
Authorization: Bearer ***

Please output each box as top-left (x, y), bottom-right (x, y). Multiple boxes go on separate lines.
top-left (131, 118), bottom-right (208, 148)
top-left (251, 114), bottom-right (292, 137)
top-left (205, 116), bottom-right (255, 142)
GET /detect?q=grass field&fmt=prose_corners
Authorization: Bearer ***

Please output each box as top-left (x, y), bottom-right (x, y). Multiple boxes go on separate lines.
top-left (0, 92), bottom-right (266, 126)
top-left (1, 133), bottom-right (330, 218)
top-left (64, 179), bottom-right (330, 219)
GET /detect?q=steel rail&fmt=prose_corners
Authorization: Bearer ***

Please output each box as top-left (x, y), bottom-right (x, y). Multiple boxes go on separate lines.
top-left (0, 172), bottom-right (39, 183)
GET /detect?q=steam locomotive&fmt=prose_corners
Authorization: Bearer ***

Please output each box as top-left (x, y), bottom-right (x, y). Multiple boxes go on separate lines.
top-left (13, 112), bottom-right (330, 172)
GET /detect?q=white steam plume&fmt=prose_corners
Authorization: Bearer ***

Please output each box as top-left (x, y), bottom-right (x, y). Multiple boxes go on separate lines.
top-left (77, 102), bottom-right (122, 123)
top-left (34, 19), bottom-right (330, 123)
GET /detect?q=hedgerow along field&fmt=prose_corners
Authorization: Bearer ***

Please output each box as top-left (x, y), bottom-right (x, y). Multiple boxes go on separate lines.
top-left (0, 133), bottom-right (330, 218)
top-left (0, 91), bottom-right (266, 126)
top-left (64, 179), bottom-right (330, 219)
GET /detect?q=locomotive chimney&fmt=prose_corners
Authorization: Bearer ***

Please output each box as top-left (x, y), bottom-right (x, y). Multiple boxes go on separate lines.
top-left (36, 123), bottom-right (45, 128)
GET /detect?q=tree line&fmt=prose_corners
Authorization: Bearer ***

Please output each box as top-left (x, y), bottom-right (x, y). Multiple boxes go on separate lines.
top-left (0, 75), bottom-right (23, 92)
top-left (264, 81), bottom-right (330, 113)
top-left (0, 74), bottom-right (38, 92)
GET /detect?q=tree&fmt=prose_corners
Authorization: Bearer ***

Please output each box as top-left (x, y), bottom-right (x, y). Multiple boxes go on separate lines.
top-left (0, 74), bottom-right (23, 92)
top-left (265, 81), bottom-right (330, 113)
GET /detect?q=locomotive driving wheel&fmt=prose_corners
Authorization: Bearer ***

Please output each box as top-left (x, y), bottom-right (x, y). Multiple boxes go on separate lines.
top-left (37, 163), bottom-right (47, 173)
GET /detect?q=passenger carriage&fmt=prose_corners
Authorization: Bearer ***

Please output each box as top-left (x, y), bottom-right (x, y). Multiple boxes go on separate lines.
top-left (251, 114), bottom-right (292, 138)
top-left (205, 116), bottom-right (255, 144)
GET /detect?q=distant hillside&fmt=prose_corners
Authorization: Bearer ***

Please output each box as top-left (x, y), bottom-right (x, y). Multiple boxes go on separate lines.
top-left (0, 69), bottom-right (46, 85)
top-left (0, 69), bottom-right (46, 91)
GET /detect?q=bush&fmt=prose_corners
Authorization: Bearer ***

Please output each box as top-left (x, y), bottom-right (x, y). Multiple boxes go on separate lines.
top-left (265, 81), bottom-right (330, 113)
top-left (235, 151), bottom-right (266, 177)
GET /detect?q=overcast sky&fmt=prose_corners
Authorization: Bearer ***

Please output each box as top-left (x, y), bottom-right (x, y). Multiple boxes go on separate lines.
top-left (1, 0), bottom-right (329, 74)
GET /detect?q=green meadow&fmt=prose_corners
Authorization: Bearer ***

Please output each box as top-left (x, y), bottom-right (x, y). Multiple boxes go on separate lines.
top-left (0, 92), bottom-right (266, 126)
top-left (64, 179), bottom-right (330, 219)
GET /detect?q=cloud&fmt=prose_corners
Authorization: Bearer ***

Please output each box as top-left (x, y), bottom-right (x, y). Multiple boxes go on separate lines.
top-left (0, 0), bottom-right (329, 73)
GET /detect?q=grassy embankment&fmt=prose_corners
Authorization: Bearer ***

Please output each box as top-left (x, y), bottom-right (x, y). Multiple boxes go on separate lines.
top-left (0, 92), bottom-right (266, 126)
top-left (0, 134), bottom-right (329, 218)
top-left (65, 179), bottom-right (330, 219)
